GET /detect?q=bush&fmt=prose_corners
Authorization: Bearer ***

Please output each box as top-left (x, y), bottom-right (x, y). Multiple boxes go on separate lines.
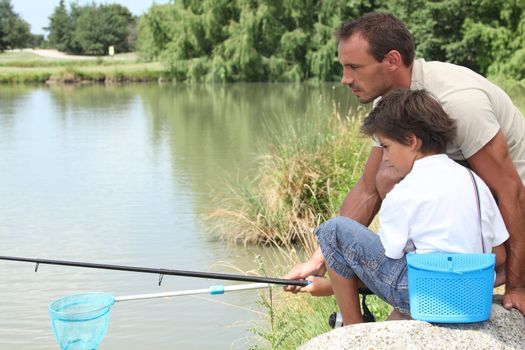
top-left (209, 97), bottom-right (370, 247)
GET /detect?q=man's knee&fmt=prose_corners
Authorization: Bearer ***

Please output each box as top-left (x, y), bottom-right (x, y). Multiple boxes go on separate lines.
top-left (376, 163), bottom-right (402, 199)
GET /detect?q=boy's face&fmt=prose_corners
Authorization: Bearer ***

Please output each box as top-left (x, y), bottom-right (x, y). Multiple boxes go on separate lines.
top-left (377, 133), bottom-right (418, 179)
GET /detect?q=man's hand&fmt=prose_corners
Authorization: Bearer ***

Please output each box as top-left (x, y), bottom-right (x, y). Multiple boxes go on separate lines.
top-left (503, 287), bottom-right (525, 315)
top-left (282, 247), bottom-right (326, 293)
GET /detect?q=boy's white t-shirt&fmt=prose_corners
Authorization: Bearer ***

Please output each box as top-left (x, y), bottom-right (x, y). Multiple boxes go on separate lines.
top-left (378, 154), bottom-right (509, 259)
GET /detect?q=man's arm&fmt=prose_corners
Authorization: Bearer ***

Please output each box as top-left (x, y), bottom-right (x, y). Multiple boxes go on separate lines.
top-left (283, 147), bottom-right (383, 292)
top-left (341, 146), bottom-right (391, 220)
top-left (467, 130), bottom-right (525, 315)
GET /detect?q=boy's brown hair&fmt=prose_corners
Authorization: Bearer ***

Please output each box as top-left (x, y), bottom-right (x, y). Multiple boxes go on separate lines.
top-left (361, 89), bottom-right (457, 154)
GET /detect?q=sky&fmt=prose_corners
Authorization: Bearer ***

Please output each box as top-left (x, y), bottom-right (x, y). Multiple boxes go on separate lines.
top-left (11, 0), bottom-right (171, 35)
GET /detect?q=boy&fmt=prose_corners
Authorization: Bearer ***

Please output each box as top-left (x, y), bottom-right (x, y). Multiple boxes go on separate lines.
top-left (300, 89), bottom-right (508, 325)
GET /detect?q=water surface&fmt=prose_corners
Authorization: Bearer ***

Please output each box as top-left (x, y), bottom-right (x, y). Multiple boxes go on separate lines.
top-left (0, 83), bottom-right (355, 349)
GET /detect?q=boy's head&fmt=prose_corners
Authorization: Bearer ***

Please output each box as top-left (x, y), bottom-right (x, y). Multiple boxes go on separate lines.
top-left (361, 89), bottom-right (456, 153)
top-left (361, 89), bottom-right (456, 176)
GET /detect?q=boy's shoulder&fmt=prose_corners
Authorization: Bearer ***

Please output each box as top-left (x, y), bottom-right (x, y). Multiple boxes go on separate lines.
top-left (386, 155), bottom-right (466, 201)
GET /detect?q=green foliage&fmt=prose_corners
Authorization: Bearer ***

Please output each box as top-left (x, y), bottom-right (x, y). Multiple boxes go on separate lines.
top-left (74, 4), bottom-right (134, 56)
top-left (250, 290), bottom-right (335, 350)
top-left (46, 2), bottom-right (136, 56)
top-left (250, 291), bottom-right (392, 349)
top-left (386, 0), bottom-right (525, 79)
top-left (136, 0), bottom-right (525, 82)
top-left (248, 253), bottom-right (391, 350)
top-left (137, 0), bottom-right (378, 82)
top-left (47, 0), bottom-right (71, 51)
top-left (210, 98), bottom-right (370, 246)
top-left (0, 0), bottom-right (32, 51)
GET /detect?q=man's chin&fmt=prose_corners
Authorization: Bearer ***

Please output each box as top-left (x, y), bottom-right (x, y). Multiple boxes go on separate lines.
top-left (356, 95), bottom-right (375, 104)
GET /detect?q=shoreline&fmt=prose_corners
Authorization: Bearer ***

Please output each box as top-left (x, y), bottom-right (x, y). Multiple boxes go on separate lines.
top-left (0, 50), bottom-right (169, 84)
top-left (0, 74), bottom-right (169, 84)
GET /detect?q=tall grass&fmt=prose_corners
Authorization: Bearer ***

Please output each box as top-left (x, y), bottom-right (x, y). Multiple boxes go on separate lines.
top-left (209, 98), bottom-right (370, 249)
top-left (209, 96), bottom-right (391, 348)
top-left (249, 288), bottom-right (392, 350)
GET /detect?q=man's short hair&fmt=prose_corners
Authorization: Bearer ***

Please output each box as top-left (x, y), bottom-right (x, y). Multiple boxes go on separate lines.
top-left (361, 89), bottom-right (457, 154)
top-left (336, 12), bottom-right (415, 67)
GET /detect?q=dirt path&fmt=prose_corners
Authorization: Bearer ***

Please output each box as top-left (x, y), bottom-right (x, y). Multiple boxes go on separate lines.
top-left (16, 49), bottom-right (97, 60)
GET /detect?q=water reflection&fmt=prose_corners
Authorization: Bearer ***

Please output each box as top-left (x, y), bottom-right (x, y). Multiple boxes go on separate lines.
top-left (138, 83), bottom-right (357, 210)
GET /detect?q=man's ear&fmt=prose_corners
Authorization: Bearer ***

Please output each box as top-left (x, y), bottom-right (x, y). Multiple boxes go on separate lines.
top-left (384, 50), bottom-right (403, 71)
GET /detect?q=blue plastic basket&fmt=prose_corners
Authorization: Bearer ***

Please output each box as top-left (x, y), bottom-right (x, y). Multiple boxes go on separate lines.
top-left (49, 293), bottom-right (116, 350)
top-left (406, 253), bottom-right (495, 323)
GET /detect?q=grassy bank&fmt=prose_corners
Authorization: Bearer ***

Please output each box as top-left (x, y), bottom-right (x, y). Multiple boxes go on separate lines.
top-left (209, 100), bottom-right (371, 247)
top-left (249, 275), bottom-right (391, 350)
top-left (209, 98), bottom-right (391, 348)
top-left (0, 51), bottom-right (169, 83)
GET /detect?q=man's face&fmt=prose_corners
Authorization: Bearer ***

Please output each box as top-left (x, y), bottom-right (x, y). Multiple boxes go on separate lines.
top-left (338, 34), bottom-right (392, 103)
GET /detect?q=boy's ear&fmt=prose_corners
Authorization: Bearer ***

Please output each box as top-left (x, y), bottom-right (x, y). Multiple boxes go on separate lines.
top-left (406, 133), bottom-right (421, 151)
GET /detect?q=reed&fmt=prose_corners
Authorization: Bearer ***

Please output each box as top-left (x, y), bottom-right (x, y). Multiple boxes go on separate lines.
top-left (209, 99), bottom-right (370, 249)
top-left (248, 255), bottom-right (391, 350)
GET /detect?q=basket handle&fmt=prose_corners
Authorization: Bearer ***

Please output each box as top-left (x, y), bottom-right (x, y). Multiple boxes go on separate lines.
top-left (409, 265), bottom-right (464, 275)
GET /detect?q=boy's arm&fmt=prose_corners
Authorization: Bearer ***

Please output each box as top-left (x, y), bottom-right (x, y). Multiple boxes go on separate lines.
top-left (300, 276), bottom-right (334, 297)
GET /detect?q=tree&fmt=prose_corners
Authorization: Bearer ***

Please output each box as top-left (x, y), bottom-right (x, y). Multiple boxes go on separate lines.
top-left (138, 0), bottom-right (382, 82)
top-left (29, 34), bottom-right (46, 48)
top-left (136, 0), bottom-right (525, 82)
top-left (47, 0), bottom-right (71, 51)
top-left (46, 2), bottom-right (136, 55)
top-left (73, 4), bottom-right (134, 55)
top-left (0, 0), bottom-right (32, 51)
top-left (385, 0), bottom-right (525, 78)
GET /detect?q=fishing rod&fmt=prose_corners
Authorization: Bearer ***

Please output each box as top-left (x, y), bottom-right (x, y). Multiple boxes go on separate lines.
top-left (0, 255), bottom-right (309, 287)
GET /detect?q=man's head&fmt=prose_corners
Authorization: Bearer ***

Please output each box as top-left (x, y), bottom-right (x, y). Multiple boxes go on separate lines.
top-left (336, 12), bottom-right (415, 103)
top-left (361, 89), bottom-right (457, 176)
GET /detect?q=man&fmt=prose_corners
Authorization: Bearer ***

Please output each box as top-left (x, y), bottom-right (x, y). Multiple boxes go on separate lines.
top-left (284, 11), bottom-right (525, 316)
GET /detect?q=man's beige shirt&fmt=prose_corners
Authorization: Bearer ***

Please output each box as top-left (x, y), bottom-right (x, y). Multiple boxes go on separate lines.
top-left (375, 58), bottom-right (525, 183)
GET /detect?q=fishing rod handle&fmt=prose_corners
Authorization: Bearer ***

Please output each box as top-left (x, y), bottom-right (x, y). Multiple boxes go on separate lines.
top-left (115, 283), bottom-right (271, 302)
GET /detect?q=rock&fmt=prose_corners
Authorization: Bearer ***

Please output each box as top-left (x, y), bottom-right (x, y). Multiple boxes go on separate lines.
top-left (300, 297), bottom-right (525, 350)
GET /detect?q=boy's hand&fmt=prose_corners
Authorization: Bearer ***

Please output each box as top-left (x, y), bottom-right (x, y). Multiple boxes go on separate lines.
top-left (299, 276), bottom-right (333, 297)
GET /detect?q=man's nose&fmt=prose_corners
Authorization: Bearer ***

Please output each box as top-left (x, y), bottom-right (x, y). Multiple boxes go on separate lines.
top-left (341, 70), bottom-right (354, 86)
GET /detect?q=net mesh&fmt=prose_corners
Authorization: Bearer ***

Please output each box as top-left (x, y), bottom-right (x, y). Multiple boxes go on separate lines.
top-left (49, 293), bottom-right (115, 350)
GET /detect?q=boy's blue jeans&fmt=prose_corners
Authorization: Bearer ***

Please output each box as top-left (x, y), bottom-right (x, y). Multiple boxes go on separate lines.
top-left (315, 216), bottom-right (410, 313)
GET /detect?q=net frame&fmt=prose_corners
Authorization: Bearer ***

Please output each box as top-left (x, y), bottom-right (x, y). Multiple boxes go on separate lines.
top-left (49, 293), bottom-right (115, 350)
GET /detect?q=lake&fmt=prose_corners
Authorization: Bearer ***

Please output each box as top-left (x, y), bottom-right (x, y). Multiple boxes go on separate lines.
top-left (0, 83), bottom-right (356, 349)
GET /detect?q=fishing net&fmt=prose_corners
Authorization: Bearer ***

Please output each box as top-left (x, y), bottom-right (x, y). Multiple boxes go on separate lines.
top-left (49, 293), bottom-right (115, 350)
